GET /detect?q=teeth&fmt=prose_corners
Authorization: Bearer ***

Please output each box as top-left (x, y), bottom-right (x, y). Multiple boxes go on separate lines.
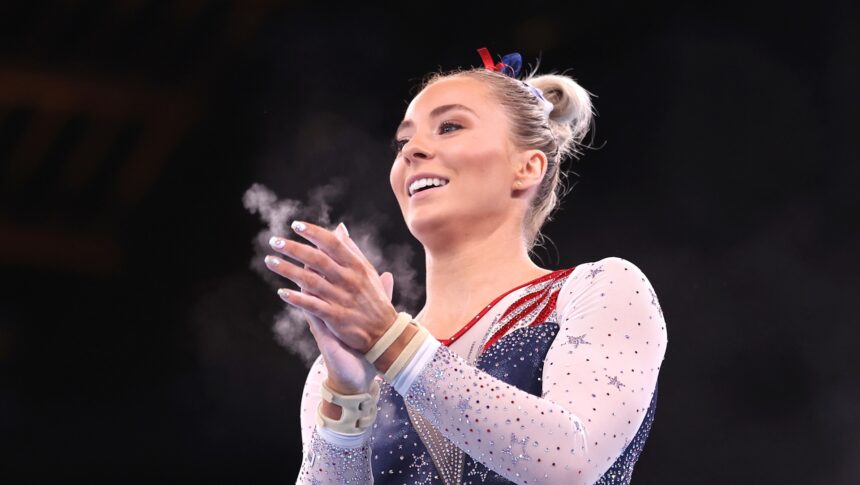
top-left (409, 177), bottom-right (449, 196)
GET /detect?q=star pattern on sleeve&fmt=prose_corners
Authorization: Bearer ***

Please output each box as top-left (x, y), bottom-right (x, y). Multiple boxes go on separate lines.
top-left (399, 257), bottom-right (667, 484)
top-left (564, 333), bottom-right (592, 348)
top-left (501, 433), bottom-right (532, 465)
top-left (606, 375), bottom-right (626, 390)
top-left (587, 265), bottom-right (606, 279)
top-left (466, 462), bottom-right (492, 481)
top-left (648, 287), bottom-right (664, 319)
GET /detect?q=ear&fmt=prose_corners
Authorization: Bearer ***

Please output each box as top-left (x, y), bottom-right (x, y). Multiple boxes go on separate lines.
top-left (513, 149), bottom-right (548, 190)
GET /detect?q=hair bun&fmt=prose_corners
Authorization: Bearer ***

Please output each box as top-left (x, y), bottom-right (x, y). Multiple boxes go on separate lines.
top-left (527, 74), bottom-right (595, 159)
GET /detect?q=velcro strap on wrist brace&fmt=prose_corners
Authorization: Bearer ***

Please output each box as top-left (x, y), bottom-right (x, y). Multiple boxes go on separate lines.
top-left (315, 379), bottom-right (380, 435)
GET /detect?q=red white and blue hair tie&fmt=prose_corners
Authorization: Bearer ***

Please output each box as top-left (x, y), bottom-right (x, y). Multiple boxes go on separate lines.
top-left (477, 47), bottom-right (554, 118)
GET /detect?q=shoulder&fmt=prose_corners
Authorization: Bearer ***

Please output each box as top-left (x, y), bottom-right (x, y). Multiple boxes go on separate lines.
top-left (553, 255), bottom-right (668, 357)
top-left (557, 256), bottom-right (666, 325)
top-left (575, 256), bottom-right (648, 276)
top-left (560, 256), bottom-right (656, 294)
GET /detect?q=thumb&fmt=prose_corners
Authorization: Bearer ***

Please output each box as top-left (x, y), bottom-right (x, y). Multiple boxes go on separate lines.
top-left (301, 298), bottom-right (325, 337)
top-left (379, 271), bottom-right (394, 301)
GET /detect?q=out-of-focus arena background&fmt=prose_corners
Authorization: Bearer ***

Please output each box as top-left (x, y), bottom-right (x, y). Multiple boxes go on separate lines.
top-left (1, 1), bottom-right (857, 482)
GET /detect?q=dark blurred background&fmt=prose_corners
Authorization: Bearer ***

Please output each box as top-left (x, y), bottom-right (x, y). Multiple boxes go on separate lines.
top-left (1, 0), bottom-right (858, 483)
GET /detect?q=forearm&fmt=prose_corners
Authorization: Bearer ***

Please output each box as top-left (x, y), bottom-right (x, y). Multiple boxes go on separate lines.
top-left (296, 427), bottom-right (374, 484)
top-left (401, 344), bottom-right (593, 484)
top-left (297, 323), bottom-right (420, 485)
top-left (322, 323), bottom-right (419, 418)
top-left (298, 355), bottom-right (379, 484)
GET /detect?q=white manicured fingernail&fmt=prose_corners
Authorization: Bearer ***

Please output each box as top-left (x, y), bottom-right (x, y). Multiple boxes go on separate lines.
top-left (269, 236), bottom-right (285, 248)
top-left (291, 220), bottom-right (306, 232)
top-left (265, 255), bottom-right (279, 266)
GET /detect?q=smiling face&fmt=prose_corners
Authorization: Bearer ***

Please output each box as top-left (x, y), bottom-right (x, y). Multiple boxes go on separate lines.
top-left (390, 76), bottom-right (529, 244)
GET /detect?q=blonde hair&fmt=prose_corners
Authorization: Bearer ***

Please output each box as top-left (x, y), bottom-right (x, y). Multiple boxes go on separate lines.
top-left (420, 66), bottom-right (595, 254)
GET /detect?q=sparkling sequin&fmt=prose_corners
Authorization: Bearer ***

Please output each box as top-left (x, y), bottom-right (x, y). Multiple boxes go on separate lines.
top-left (587, 266), bottom-right (605, 279)
top-left (295, 257), bottom-right (668, 484)
top-left (482, 269), bottom-right (572, 351)
top-left (296, 428), bottom-right (373, 484)
top-left (607, 375), bottom-right (626, 390)
top-left (565, 333), bottom-right (592, 348)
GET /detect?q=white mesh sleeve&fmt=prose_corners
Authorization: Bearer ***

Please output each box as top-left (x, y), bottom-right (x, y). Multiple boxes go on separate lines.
top-left (399, 257), bottom-right (668, 484)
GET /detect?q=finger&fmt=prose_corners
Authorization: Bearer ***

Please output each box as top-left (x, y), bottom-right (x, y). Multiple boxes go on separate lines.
top-left (303, 266), bottom-right (331, 307)
top-left (380, 271), bottom-right (393, 301)
top-left (277, 287), bottom-right (336, 322)
top-left (304, 264), bottom-right (334, 320)
top-left (301, 265), bottom-right (341, 337)
top-left (344, 236), bottom-right (370, 266)
top-left (289, 220), bottom-right (361, 270)
top-left (300, 284), bottom-right (325, 340)
top-left (268, 236), bottom-right (349, 285)
top-left (336, 225), bottom-right (374, 269)
top-left (264, 254), bottom-right (345, 303)
top-left (334, 225), bottom-right (387, 296)
top-left (304, 310), bottom-right (319, 338)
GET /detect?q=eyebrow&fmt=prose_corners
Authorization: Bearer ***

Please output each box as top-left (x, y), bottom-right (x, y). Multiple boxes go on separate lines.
top-left (395, 104), bottom-right (478, 137)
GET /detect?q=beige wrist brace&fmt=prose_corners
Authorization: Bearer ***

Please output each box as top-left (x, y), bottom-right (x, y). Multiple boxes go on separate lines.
top-left (315, 379), bottom-right (380, 435)
top-left (382, 323), bottom-right (431, 382)
top-left (364, 311), bottom-right (413, 364)
top-left (363, 311), bottom-right (433, 383)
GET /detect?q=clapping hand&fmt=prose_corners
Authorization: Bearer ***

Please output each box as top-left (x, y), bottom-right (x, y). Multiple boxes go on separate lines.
top-left (265, 221), bottom-right (397, 393)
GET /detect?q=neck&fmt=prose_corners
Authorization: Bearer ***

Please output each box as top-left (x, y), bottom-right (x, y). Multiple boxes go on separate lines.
top-left (414, 218), bottom-right (552, 340)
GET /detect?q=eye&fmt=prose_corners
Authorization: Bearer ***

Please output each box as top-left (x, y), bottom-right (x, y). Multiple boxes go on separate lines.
top-left (392, 121), bottom-right (463, 155)
top-left (439, 121), bottom-right (462, 134)
top-left (391, 138), bottom-right (408, 154)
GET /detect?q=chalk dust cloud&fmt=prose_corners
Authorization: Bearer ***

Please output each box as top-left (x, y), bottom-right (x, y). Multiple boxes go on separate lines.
top-left (243, 182), bottom-right (423, 367)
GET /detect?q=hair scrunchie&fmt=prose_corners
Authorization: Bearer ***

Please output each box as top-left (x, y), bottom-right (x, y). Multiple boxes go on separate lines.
top-left (477, 47), bottom-right (554, 117)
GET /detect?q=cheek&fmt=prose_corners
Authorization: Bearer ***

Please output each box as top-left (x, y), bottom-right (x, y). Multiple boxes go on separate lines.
top-left (390, 159), bottom-right (405, 196)
top-left (444, 138), bottom-right (508, 187)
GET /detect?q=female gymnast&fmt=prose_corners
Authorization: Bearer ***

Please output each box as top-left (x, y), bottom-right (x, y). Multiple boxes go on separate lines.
top-left (264, 48), bottom-right (668, 484)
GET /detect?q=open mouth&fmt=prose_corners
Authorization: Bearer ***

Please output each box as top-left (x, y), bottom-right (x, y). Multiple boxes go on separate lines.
top-left (409, 178), bottom-right (450, 198)
top-left (410, 184), bottom-right (446, 198)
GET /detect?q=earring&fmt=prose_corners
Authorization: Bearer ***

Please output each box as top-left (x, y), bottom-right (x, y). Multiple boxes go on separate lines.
top-left (515, 181), bottom-right (522, 188)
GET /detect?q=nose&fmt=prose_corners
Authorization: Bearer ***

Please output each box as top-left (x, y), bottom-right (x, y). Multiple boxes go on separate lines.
top-left (403, 134), bottom-right (432, 163)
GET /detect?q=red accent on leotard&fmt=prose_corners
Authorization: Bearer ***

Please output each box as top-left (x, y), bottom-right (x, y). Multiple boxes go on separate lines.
top-left (438, 267), bottom-right (576, 347)
top-left (482, 267), bottom-right (575, 351)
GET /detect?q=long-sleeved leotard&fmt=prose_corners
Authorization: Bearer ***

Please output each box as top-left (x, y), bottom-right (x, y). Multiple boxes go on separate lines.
top-left (297, 256), bottom-right (668, 484)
